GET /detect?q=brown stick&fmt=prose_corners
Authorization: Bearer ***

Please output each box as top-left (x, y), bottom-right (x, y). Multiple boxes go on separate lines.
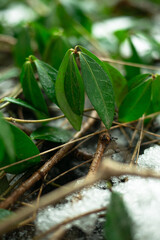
top-left (0, 111), bottom-right (98, 209)
top-left (86, 131), bottom-right (111, 178)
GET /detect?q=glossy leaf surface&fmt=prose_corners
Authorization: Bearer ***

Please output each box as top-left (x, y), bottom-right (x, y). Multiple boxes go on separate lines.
top-left (34, 59), bottom-right (58, 103)
top-left (0, 112), bottom-right (15, 162)
top-left (20, 61), bottom-right (49, 117)
top-left (31, 126), bottom-right (73, 143)
top-left (105, 192), bottom-right (133, 240)
top-left (55, 50), bottom-right (82, 131)
top-left (119, 79), bottom-right (152, 122)
top-left (3, 123), bottom-right (41, 174)
top-left (64, 54), bottom-right (84, 115)
top-left (79, 52), bottom-right (115, 129)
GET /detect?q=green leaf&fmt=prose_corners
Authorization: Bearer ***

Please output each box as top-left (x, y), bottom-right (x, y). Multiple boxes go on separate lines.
top-left (0, 209), bottom-right (13, 221)
top-left (128, 73), bottom-right (151, 90)
top-left (2, 123), bottom-right (41, 174)
top-left (14, 27), bottom-right (32, 67)
top-left (0, 112), bottom-right (15, 162)
top-left (31, 22), bottom-right (51, 56)
top-left (64, 54), bottom-right (84, 115)
top-left (79, 52), bottom-right (115, 129)
top-left (103, 62), bottom-right (128, 107)
top-left (150, 75), bottom-right (160, 112)
top-left (0, 174), bottom-right (9, 195)
top-left (44, 34), bottom-right (71, 70)
top-left (119, 79), bottom-right (152, 122)
top-left (2, 97), bottom-right (46, 117)
top-left (34, 59), bottom-right (58, 103)
top-left (105, 192), bottom-right (133, 240)
top-left (20, 61), bottom-right (49, 117)
top-left (125, 37), bottom-right (141, 80)
top-left (78, 45), bottom-right (124, 107)
top-left (31, 126), bottom-right (73, 143)
top-left (55, 50), bottom-right (82, 131)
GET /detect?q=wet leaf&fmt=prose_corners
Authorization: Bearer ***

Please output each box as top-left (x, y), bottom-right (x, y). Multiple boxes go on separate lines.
top-left (31, 126), bottom-right (73, 143)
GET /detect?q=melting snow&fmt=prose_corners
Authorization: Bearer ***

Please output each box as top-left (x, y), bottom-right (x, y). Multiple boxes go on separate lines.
top-left (113, 145), bottom-right (160, 240)
top-left (35, 145), bottom-right (160, 239)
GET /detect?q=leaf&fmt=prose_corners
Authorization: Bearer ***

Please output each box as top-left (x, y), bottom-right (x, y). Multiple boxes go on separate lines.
top-left (31, 126), bottom-right (73, 143)
top-left (119, 79), bottom-right (152, 122)
top-left (20, 61), bottom-right (49, 117)
top-left (103, 62), bottom-right (128, 107)
top-left (44, 34), bottom-right (71, 70)
top-left (31, 22), bottom-right (51, 56)
top-left (79, 52), bottom-right (115, 129)
top-left (1, 123), bottom-right (41, 174)
top-left (2, 97), bottom-right (46, 116)
top-left (150, 75), bottom-right (160, 112)
top-left (105, 192), bottom-right (133, 240)
top-left (125, 36), bottom-right (141, 80)
top-left (0, 112), bottom-right (15, 162)
top-left (0, 209), bottom-right (13, 221)
top-left (34, 59), bottom-right (58, 103)
top-left (14, 27), bottom-right (32, 67)
top-left (0, 175), bottom-right (9, 195)
top-left (128, 73), bottom-right (152, 91)
top-left (64, 54), bottom-right (84, 115)
top-left (55, 50), bottom-right (82, 131)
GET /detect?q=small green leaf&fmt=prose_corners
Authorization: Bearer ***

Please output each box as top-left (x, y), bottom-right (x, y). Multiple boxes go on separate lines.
top-left (2, 97), bottom-right (46, 117)
top-left (103, 62), bottom-right (128, 106)
top-left (119, 79), bottom-right (152, 122)
top-left (14, 27), bottom-right (32, 67)
top-left (20, 61), bottom-right (49, 117)
top-left (64, 54), bottom-right (84, 115)
top-left (34, 59), bottom-right (58, 103)
top-left (79, 52), bottom-right (115, 129)
top-left (55, 50), bottom-right (82, 131)
top-left (44, 34), bottom-right (71, 70)
top-left (1, 124), bottom-right (41, 174)
top-left (0, 112), bottom-right (15, 162)
top-left (128, 73), bottom-right (151, 90)
top-left (105, 192), bottom-right (133, 240)
top-left (31, 126), bottom-right (73, 143)
top-left (0, 209), bottom-right (13, 221)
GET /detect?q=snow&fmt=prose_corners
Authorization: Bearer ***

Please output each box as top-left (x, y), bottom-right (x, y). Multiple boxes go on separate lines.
top-left (36, 181), bottom-right (111, 235)
top-left (113, 145), bottom-right (160, 240)
top-left (35, 145), bottom-right (160, 239)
